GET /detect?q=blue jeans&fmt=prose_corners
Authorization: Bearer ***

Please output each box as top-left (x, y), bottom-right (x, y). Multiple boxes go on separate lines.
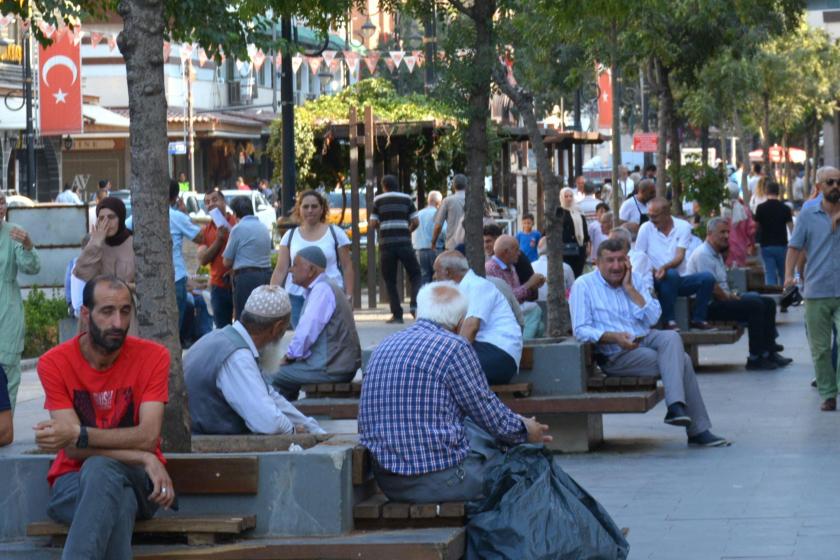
top-left (416, 248), bottom-right (437, 286)
top-left (175, 277), bottom-right (188, 333)
top-left (472, 341), bottom-right (517, 385)
top-left (654, 270), bottom-right (715, 324)
top-left (761, 245), bottom-right (787, 286)
top-left (210, 285), bottom-right (234, 328)
top-left (290, 294), bottom-right (306, 329)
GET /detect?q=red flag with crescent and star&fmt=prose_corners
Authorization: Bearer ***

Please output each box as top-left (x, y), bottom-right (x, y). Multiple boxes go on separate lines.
top-left (39, 31), bottom-right (83, 136)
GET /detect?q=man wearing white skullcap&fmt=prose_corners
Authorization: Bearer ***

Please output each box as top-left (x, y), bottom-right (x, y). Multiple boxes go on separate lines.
top-left (270, 246), bottom-right (362, 400)
top-left (184, 285), bottom-right (325, 435)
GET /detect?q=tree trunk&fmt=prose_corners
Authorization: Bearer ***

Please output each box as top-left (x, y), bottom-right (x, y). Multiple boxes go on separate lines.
top-left (462, 0), bottom-right (496, 276)
top-left (668, 97), bottom-right (681, 214)
top-left (700, 124), bottom-right (709, 167)
top-left (762, 91), bottom-right (772, 179)
top-left (118, 0), bottom-right (190, 452)
top-left (803, 126), bottom-right (812, 199)
top-left (654, 59), bottom-right (669, 198)
top-left (493, 63), bottom-right (570, 336)
top-left (609, 21), bottom-right (622, 217)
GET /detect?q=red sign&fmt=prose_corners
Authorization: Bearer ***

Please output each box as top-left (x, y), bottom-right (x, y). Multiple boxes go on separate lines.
top-left (38, 31), bottom-right (83, 136)
top-left (597, 66), bottom-right (612, 129)
top-left (632, 132), bottom-right (659, 153)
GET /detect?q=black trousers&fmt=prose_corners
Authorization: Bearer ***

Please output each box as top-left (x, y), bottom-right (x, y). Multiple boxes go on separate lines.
top-left (233, 268), bottom-right (273, 320)
top-left (380, 243), bottom-right (421, 319)
top-left (707, 293), bottom-right (778, 355)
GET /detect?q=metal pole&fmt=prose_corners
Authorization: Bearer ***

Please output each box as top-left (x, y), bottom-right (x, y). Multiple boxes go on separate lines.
top-left (280, 16), bottom-right (296, 216)
top-left (424, 11), bottom-right (436, 93)
top-left (23, 24), bottom-right (36, 199)
top-left (641, 69), bottom-right (651, 168)
top-left (187, 59), bottom-right (195, 191)
top-left (271, 21), bottom-right (278, 114)
top-left (573, 88), bottom-right (583, 180)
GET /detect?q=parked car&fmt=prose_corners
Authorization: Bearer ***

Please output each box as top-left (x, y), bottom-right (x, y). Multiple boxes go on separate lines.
top-left (327, 190), bottom-right (368, 237)
top-left (4, 194), bottom-right (36, 208)
top-left (220, 189), bottom-right (276, 234)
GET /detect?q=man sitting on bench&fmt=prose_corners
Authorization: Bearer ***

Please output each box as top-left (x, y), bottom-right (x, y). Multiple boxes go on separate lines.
top-left (485, 234), bottom-right (546, 339)
top-left (271, 246), bottom-right (361, 400)
top-left (359, 282), bottom-right (551, 502)
top-left (434, 250), bottom-right (523, 384)
top-left (184, 285), bottom-right (324, 435)
top-left (570, 239), bottom-right (730, 447)
top-left (34, 275), bottom-right (175, 559)
top-left (686, 217), bottom-right (792, 371)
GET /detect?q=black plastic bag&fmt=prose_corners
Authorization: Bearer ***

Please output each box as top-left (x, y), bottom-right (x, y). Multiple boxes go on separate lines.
top-left (465, 444), bottom-right (629, 560)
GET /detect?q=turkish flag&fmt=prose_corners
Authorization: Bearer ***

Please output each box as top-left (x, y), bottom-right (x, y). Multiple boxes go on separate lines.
top-left (597, 64), bottom-right (612, 130)
top-left (39, 31), bottom-right (83, 136)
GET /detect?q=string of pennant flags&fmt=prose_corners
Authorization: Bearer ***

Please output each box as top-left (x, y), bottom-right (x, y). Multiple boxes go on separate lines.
top-left (0, 14), bottom-right (430, 76)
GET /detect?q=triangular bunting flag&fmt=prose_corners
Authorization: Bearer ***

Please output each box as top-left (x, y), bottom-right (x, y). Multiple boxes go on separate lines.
top-left (0, 15), bottom-right (12, 27)
top-left (274, 53), bottom-right (282, 70)
top-left (198, 48), bottom-right (208, 67)
top-left (179, 43), bottom-right (193, 63)
top-left (404, 55), bottom-right (417, 73)
top-left (252, 49), bottom-right (266, 71)
top-left (364, 52), bottom-right (380, 74)
top-left (37, 20), bottom-right (56, 39)
top-left (413, 50), bottom-right (425, 67)
top-left (235, 59), bottom-right (244, 72)
top-left (347, 57), bottom-right (360, 77)
top-left (329, 59), bottom-right (340, 72)
top-left (90, 31), bottom-right (103, 48)
top-left (389, 50), bottom-right (404, 68)
top-left (292, 54), bottom-right (304, 74)
top-left (307, 56), bottom-right (322, 75)
top-left (385, 58), bottom-right (396, 73)
top-left (322, 50), bottom-right (337, 66)
top-left (246, 43), bottom-right (257, 59)
top-left (72, 29), bottom-right (86, 46)
top-left (107, 34), bottom-right (117, 51)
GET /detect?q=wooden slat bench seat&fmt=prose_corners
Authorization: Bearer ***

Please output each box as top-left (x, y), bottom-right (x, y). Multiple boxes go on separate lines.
top-left (680, 326), bottom-right (745, 368)
top-left (587, 373), bottom-right (659, 392)
top-left (303, 381), bottom-right (532, 399)
top-left (27, 457), bottom-right (258, 547)
top-left (354, 494), bottom-right (466, 530)
top-left (28, 516), bottom-right (257, 546)
top-left (295, 387), bottom-right (664, 420)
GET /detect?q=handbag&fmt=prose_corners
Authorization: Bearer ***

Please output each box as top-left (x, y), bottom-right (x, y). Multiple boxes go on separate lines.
top-left (562, 242), bottom-right (580, 256)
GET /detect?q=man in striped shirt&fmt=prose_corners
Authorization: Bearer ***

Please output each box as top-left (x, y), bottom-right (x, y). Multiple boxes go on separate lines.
top-left (570, 238), bottom-right (730, 448)
top-left (359, 282), bottom-right (551, 502)
top-left (369, 175), bottom-right (422, 324)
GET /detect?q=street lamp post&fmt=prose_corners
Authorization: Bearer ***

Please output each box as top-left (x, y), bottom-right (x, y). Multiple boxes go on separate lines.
top-left (23, 23), bottom-right (36, 199)
top-left (280, 16), bottom-right (296, 216)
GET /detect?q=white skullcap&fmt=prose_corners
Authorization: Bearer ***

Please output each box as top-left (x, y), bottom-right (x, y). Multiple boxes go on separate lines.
top-left (243, 285), bottom-right (291, 319)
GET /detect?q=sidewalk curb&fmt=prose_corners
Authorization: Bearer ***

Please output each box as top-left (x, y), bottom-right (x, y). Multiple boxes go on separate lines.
top-left (20, 357), bottom-right (39, 370)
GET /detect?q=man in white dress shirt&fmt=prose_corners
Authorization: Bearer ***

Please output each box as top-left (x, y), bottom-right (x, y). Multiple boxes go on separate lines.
top-left (618, 179), bottom-right (656, 235)
top-left (635, 198), bottom-right (715, 331)
top-left (570, 238), bottom-right (729, 447)
top-left (434, 251), bottom-right (523, 385)
top-left (617, 165), bottom-right (635, 199)
top-left (184, 285), bottom-right (324, 435)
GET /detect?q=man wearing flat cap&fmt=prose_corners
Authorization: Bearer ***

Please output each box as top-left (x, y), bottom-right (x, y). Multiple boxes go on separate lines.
top-left (184, 285), bottom-right (324, 435)
top-left (271, 246), bottom-right (361, 400)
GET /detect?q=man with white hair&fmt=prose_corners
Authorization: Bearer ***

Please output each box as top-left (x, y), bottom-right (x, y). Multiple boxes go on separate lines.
top-left (617, 165), bottom-right (634, 199)
top-left (413, 190), bottom-right (444, 285)
top-left (271, 246), bottom-right (361, 400)
top-left (184, 285), bottom-right (324, 435)
top-left (432, 174), bottom-right (467, 250)
top-left (486, 235), bottom-right (545, 338)
top-left (434, 251), bottom-right (523, 384)
top-left (359, 282), bottom-right (551, 503)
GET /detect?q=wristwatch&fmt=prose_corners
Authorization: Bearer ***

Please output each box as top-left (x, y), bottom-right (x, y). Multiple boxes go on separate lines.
top-left (76, 425), bottom-right (89, 449)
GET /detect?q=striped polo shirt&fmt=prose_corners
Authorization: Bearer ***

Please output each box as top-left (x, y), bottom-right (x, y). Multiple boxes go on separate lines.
top-left (371, 191), bottom-right (418, 246)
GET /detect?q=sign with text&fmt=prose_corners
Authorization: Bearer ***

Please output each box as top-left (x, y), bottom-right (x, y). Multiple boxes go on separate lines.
top-left (168, 141), bottom-right (187, 155)
top-left (632, 132), bottom-right (658, 153)
top-left (38, 31), bottom-right (83, 135)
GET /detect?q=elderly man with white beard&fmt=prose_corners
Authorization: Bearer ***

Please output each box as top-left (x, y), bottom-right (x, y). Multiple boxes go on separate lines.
top-left (184, 285), bottom-right (324, 435)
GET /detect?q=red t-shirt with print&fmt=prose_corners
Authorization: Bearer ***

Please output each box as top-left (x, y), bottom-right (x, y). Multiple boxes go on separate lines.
top-left (37, 335), bottom-right (170, 486)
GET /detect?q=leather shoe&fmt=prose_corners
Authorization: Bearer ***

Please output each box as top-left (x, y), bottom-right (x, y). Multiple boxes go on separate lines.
top-left (689, 321), bottom-right (715, 331)
top-left (770, 353), bottom-right (792, 367)
top-left (386, 316), bottom-right (404, 324)
top-left (664, 402), bottom-right (692, 427)
top-left (746, 356), bottom-right (777, 370)
top-left (664, 320), bottom-right (680, 331)
top-left (821, 398), bottom-right (836, 411)
top-left (773, 343), bottom-right (784, 352)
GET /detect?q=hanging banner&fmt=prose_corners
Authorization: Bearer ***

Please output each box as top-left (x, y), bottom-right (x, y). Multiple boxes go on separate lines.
top-left (55, 25), bottom-right (68, 42)
top-left (385, 58), bottom-right (396, 73)
top-left (597, 64), bottom-right (612, 129)
top-left (292, 54), bottom-right (304, 74)
top-left (322, 49), bottom-right (337, 66)
top-left (39, 29), bottom-right (83, 135)
top-left (389, 50), bottom-right (404, 68)
top-left (252, 49), bottom-right (266, 71)
top-left (198, 48), bottom-right (208, 67)
top-left (307, 56), bottom-right (321, 75)
top-left (90, 31), bottom-right (103, 48)
top-left (404, 55), bottom-right (417, 73)
top-left (364, 51), bottom-right (380, 74)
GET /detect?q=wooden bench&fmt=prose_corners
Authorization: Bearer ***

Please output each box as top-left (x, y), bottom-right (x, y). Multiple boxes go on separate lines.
top-left (303, 381), bottom-right (533, 399)
top-left (27, 457), bottom-right (259, 546)
top-left (354, 495), bottom-right (466, 530)
top-left (680, 325), bottom-right (744, 368)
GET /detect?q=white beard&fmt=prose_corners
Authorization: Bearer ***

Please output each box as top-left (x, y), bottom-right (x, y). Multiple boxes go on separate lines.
top-left (259, 338), bottom-right (286, 375)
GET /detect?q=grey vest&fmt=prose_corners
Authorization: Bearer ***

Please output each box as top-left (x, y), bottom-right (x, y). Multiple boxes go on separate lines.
top-left (303, 279), bottom-right (361, 375)
top-left (183, 326), bottom-right (253, 435)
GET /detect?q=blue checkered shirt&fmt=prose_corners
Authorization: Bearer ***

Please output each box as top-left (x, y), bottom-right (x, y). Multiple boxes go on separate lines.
top-left (359, 320), bottom-right (527, 476)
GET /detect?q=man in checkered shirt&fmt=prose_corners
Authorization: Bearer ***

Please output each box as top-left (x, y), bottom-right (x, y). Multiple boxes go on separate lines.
top-left (359, 282), bottom-right (551, 503)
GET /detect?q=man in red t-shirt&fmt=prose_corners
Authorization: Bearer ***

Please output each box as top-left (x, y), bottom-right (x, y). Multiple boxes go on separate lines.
top-left (198, 189), bottom-right (237, 328)
top-left (34, 275), bottom-right (175, 559)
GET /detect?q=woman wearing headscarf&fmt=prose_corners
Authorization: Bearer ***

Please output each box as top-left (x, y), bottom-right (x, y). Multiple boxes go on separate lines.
top-left (73, 196), bottom-right (138, 334)
top-left (556, 187), bottom-right (590, 277)
top-left (721, 182), bottom-right (756, 267)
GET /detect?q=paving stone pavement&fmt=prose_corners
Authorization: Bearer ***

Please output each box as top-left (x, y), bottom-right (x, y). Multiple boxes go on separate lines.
top-left (6, 305), bottom-right (839, 558)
